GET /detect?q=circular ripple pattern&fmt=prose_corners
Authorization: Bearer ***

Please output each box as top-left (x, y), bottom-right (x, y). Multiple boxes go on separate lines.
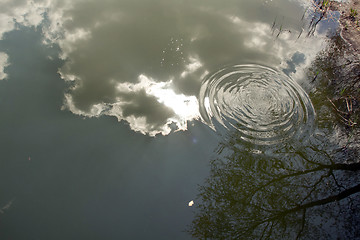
top-left (199, 64), bottom-right (315, 145)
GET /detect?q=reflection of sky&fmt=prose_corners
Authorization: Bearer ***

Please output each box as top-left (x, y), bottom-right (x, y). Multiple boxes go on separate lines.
top-left (0, 1), bottom-right (340, 239)
top-left (0, 0), bottom-right (332, 135)
top-left (0, 25), bottom-right (220, 239)
top-left (0, 52), bottom-right (9, 80)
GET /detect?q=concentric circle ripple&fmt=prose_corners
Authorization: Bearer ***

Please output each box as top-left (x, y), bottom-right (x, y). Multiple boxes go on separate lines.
top-left (199, 64), bottom-right (315, 145)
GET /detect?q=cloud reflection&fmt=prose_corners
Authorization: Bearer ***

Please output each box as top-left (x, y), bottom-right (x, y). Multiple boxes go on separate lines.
top-left (0, 52), bottom-right (9, 80)
top-left (0, 0), bottom-right (47, 38)
top-left (0, 0), bottom-right (329, 135)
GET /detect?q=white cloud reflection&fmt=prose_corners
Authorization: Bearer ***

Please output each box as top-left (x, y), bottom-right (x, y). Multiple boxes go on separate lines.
top-left (0, 52), bottom-right (9, 80)
top-left (0, 0), bottom-right (332, 135)
top-left (0, 0), bottom-right (48, 38)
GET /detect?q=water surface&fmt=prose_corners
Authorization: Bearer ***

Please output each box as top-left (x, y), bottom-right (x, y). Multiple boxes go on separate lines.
top-left (0, 0), bottom-right (357, 239)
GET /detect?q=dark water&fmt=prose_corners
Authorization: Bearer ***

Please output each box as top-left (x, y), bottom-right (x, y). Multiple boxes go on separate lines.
top-left (0, 0), bottom-right (358, 239)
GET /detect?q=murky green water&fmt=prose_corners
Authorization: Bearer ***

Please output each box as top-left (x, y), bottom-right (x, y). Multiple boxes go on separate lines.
top-left (0, 0), bottom-right (359, 239)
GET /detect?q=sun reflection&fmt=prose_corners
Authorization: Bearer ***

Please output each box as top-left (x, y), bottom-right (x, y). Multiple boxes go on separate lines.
top-left (150, 85), bottom-right (199, 121)
top-left (117, 74), bottom-right (200, 133)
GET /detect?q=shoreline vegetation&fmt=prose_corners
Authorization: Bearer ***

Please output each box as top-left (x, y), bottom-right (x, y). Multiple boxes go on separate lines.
top-left (311, 0), bottom-right (360, 148)
top-left (331, 0), bottom-right (360, 51)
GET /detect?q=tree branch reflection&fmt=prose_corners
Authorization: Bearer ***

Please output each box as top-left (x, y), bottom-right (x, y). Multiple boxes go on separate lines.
top-left (189, 135), bottom-right (360, 239)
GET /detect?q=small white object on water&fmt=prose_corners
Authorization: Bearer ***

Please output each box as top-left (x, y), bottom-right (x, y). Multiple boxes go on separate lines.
top-left (188, 200), bottom-right (194, 207)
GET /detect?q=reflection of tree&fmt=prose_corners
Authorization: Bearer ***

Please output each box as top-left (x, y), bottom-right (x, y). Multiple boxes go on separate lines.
top-left (307, 0), bottom-right (332, 36)
top-left (189, 136), bottom-right (360, 239)
top-left (309, 34), bottom-right (360, 131)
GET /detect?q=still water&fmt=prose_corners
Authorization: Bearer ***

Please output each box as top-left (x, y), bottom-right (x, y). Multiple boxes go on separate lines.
top-left (0, 0), bottom-right (358, 239)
